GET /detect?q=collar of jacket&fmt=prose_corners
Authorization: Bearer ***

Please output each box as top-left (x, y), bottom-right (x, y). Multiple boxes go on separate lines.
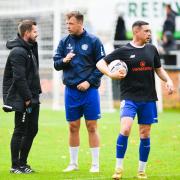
top-left (6, 33), bottom-right (37, 51)
top-left (17, 34), bottom-right (38, 49)
top-left (70, 29), bottom-right (86, 39)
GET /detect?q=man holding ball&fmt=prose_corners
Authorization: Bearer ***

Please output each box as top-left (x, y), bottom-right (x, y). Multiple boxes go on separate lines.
top-left (96, 20), bottom-right (174, 179)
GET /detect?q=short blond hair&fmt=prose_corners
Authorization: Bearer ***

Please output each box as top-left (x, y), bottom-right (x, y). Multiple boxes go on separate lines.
top-left (66, 11), bottom-right (84, 22)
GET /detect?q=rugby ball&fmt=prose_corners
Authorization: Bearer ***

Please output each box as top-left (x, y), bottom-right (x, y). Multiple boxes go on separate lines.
top-left (108, 59), bottom-right (128, 75)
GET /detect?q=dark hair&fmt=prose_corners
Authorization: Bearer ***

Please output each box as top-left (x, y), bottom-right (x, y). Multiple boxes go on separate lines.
top-left (66, 11), bottom-right (84, 22)
top-left (166, 4), bottom-right (172, 10)
top-left (132, 21), bottom-right (149, 29)
top-left (18, 20), bottom-right (37, 37)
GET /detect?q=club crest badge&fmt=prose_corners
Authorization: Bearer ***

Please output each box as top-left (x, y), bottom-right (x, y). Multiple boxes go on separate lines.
top-left (81, 44), bottom-right (88, 51)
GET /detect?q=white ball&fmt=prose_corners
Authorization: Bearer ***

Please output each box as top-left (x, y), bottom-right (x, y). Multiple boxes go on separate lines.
top-left (108, 59), bottom-right (128, 75)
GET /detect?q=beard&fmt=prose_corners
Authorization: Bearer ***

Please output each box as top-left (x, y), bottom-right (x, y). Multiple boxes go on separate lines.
top-left (28, 36), bottom-right (37, 43)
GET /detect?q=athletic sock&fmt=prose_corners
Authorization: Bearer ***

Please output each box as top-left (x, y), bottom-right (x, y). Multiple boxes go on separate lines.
top-left (116, 134), bottom-right (128, 169)
top-left (69, 146), bottom-right (79, 165)
top-left (90, 147), bottom-right (99, 167)
top-left (138, 161), bottom-right (147, 172)
top-left (116, 158), bottom-right (124, 169)
top-left (138, 138), bottom-right (150, 172)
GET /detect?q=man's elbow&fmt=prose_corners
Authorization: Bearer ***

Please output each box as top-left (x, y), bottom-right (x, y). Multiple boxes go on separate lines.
top-left (155, 67), bottom-right (162, 74)
top-left (96, 59), bottom-right (104, 69)
top-left (54, 63), bottom-right (61, 71)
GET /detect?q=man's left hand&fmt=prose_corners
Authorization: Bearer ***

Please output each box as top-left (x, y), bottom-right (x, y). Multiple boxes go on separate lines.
top-left (166, 80), bottom-right (174, 95)
top-left (77, 81), bottom-right (90, 91)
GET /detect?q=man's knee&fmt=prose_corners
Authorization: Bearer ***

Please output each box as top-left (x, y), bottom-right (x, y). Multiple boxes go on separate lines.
top-left (69, 122), bottom-right (80, 134)
top-left (13, 126), bottom-right (25, 137)
top-left (139, 125), bottom-right (151, 138)
top-left (32, 128), bottom-right (38, 137)
top-left (140, 131), bottom-right (150, 138)
top-left (87, 126), bottom-right (97, 134)
top-left (86, 122), bottom-right (97, 134)
top-left (120, 117), bottom-right (133, 136)
top-left (121, 126), bottom-right (131, 136)
top-left (13, 131), bottom-right (23, 138)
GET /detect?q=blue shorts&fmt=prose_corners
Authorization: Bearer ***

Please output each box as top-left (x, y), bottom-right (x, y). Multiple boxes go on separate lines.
top-left (65, 87), bottom-right (101, 121)
top-left (120, 100), bottom-right (158, 124)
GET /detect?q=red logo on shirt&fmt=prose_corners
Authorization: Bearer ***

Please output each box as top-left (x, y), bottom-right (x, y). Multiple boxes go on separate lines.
top-left (140, 61), bottom-right (145, 67)
top-left (132, 60), bottom-right (152, 72)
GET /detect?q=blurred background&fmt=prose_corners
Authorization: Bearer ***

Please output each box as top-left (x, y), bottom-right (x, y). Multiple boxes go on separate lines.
top-left (0, 0), bottom-right (180, 111)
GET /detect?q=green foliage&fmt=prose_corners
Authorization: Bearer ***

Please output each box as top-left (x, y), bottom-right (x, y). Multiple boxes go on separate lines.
top-left (0, 109), bottom-right (180, 179)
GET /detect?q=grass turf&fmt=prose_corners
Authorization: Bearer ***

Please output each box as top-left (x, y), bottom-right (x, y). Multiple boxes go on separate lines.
top-left (0, 109), bottom-right (180, 179)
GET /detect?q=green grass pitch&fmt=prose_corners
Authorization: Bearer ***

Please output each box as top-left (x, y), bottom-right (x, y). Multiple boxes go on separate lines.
top-left (0, 109), bottom-right (180, 180)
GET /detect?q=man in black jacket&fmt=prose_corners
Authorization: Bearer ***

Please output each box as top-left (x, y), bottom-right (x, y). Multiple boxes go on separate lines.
top-left (163, 4), bottom-right (179, 35)
top-left (2, 20), bottom-right (41, 174)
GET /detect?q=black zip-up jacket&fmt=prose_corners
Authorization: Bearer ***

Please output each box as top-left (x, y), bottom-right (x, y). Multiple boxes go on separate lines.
top-left (2, 35), bottom-right (41, 112)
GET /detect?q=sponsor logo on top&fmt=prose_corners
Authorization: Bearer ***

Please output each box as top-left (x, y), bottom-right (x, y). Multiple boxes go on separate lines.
top-left (132, 60), bottom-right (152, 72)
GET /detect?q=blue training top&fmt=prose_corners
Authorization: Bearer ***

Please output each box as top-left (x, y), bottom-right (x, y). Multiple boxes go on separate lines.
top-left (53, 30), bottom-right (105, 88)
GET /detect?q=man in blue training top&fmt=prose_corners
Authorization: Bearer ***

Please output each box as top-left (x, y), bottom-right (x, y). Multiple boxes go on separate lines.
top-left (97, 20), bottom-right (174, 179)
top-left (53, 11), bottom-right (105, 173)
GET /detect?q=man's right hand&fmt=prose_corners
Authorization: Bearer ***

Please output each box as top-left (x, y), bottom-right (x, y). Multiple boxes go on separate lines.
top-left (63, 52), bottom-right (75, 63)
top-left (109, 68), bottom-right (127, 80)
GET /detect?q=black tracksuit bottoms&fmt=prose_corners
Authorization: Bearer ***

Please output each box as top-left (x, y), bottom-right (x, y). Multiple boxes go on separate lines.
top-left (11, 105), bottom-right (40, 168)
